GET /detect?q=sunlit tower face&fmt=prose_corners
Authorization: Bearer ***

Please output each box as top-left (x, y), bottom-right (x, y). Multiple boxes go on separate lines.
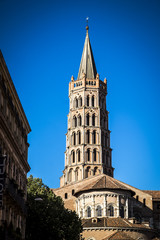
top-left (60, 26), bottom-right (114, 187)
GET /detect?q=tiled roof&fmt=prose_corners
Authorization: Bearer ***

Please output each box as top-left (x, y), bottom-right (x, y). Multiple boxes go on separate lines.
top-left (75, 175), bottom-right (135, 196)
top-left (82, 217), bottom-right (150, 229)
top-left (143, 191), bottom-right (160, 200)
top-left (104, 231), bottom-right (134, 240)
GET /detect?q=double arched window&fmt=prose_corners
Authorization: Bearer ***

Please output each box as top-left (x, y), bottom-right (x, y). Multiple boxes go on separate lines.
top-left (74, 96), bottom-right (82, 108)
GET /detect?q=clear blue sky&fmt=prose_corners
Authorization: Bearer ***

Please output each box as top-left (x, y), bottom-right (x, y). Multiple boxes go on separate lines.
top-left (0, 0), bottom-right (160, 190)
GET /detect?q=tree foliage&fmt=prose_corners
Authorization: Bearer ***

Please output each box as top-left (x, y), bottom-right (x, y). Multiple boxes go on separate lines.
top-left (26, 175), bottom-right (82, 240)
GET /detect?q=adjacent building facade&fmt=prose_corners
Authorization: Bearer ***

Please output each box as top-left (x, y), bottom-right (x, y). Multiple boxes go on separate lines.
top-left (54, 26), bottom-right (160, 240)
top-left (0, 50), bottom-right (31, 239)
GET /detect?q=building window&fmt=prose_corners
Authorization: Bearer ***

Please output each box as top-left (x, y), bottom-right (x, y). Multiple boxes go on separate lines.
top-left (79, 97), bottom-right (82, 107)
top-left (86, 114), bottom-right (90, 126)
top-left (120, 206), bottom-right (124, 218)
top-left (92, 96), bottom-right (95, 107)
top-left (71, 151), bottom-right (75, 163)
top-left (87, 206), bottom-right (91, 217)
top-left (76, 98), bottom-right (78, 108)
top-left (93, 149), bottom-right (97, 162)
top-left (108, 205), bottom-right (114, 217)
top-left (93, 130), bottom-right (96, 144)
top-left (77, 149), bottom-right (80, 162)
top-left (78, 131), bottom-right (81, 144)
top-left (86, 130), bottom-right (90, 144)
top-left (136, 196), bottom-right (139, 201)
top-left (78, 115), bottom-right (82, 126)
top-left (87, 95), bottom-right (89, 106)
top-left (92, 114), bottom-right (95, 126)
top-left (73, 132), bottom-right (76, 145)
top-left (73, 116), bottom-right (77, 127)
top-left (87, 149), bottom-right (90, 161)
top-left (65, 193), bottom-right (68, 199)
top-left (143, 198), bottom-right (146, 206)
top-left (96, 205), bottom-right (102, 217)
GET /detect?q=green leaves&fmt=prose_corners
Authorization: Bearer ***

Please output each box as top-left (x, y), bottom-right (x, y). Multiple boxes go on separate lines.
top-left (26, 175), bottom-right (82, 240)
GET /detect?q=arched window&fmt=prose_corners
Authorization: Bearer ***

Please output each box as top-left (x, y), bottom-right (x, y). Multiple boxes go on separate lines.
top-left (77, 149), bottom-right (80, 162)
top-left (92, 95), bottom-right (95, 107)
top-left (73, 132), bottom-right (76, 145)
top-left (92, 114), bottom-right (95, 126)
top-left (73, 116), bottom-right (77, 127)
top-left (87, 206), bottom-right (91, 217)
top-left (93, 167), bottom-right (98, 175)
top-left (78, 115), bottom-right (82, 126)
top-left (85, 167), bottom-right (90, 178)
top-left (75, 168), bottom-right (78, 181)
top-left (78, 131), bottom-right (81, 144)
top-left (93, 130), bottom-right (96, 144)
top-left (96, 205), bottom-right (102, 217)
top-left (86, 114), bottom-right (90, 126)
top-left (79, 97), bottom-right (82, 107)
top-left (68, 169), bottom-right (73, 182)
top-left (93, 149), bottom-right (97, 162)
top-left (71, 151), bottom-right (75, 163)
top-left (108, 205), bottom-right (114, 217)
top-left (87, 149), bottom-right (90, 161)
top-left (86, 130), bottom-right (90, 144)
top-left (76, 98), bottom-right (78, 108)
top-left (87, 95), bottom-right (90, 106)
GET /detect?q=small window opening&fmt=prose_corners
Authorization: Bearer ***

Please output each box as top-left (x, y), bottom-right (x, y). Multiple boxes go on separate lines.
top-left (65, 193), bottom-right (68, 199)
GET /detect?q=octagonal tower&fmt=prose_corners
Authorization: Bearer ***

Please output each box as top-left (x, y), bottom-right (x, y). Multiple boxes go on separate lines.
top-left (60, 26), bottom-right (114, 187)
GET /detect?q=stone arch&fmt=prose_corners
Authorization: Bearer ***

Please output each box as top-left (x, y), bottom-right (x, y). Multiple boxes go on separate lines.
top-left (68, 168), bottom-right (73, 182)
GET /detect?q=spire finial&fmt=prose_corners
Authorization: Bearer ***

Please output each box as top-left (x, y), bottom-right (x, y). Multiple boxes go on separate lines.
top-left (86, 17), bottom-right (89, 32)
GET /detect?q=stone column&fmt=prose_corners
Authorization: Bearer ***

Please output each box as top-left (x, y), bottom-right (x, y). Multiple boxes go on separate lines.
top-left (117, 195), bottom-right (120, 217)
top-left (103, 194), bottom-right (107, 216)
top-left (92, 195), bottom-right (95, 217)
top-left (126, 197), bottom-right (129, 219)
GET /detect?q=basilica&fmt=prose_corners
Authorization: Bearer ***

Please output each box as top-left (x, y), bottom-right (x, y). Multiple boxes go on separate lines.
top-left (54, 25), bottom-right (160, 240)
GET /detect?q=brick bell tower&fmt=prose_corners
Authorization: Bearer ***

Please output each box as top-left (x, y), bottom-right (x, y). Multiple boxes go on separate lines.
top-left (60, 25), bottom-right (114, 187)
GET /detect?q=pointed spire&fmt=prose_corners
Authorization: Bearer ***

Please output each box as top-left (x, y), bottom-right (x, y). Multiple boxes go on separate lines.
top-left (77, 23), bottom-right (97, 80)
